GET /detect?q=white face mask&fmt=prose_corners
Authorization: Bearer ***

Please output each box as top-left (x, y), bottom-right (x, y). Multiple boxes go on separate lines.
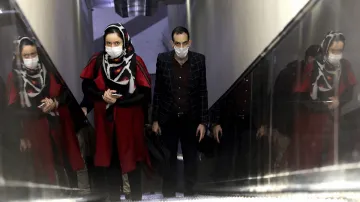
top-left (23, 56), bottom-right (39, 69)
top-left (174, 46), bottom-right (189, 58)
top-left (328, 53), bottom-right (342, 65)
top-left (105, 46), bottom-right (123, 59)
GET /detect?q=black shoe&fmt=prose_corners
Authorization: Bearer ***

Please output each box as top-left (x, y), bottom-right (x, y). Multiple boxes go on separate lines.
top-left (125, 193), bottom-right (131, 200)
top-left (130, 195), bottom-right (142, 201)
top-left (184, 190), bottom-right (195, 197)
top-left (108, 194), bottom-right (120, 201)
top-left (162, 192), bottom-right (176, 198)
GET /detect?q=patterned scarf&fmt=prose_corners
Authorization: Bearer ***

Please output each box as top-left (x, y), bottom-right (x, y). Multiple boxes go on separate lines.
top-left (310, 31), bottom-right (345, 100)
top-left (14, 63), bottom-right (47, 108)
top-left (102, 23), bottom-right (136, 95)
top-left (14, 37), bottom-right (47, 108)
top-left (13, 37), bottom-right (58, 116)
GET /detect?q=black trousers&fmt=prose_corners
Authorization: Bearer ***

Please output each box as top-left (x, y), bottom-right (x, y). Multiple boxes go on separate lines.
top-left (161, 114), bottom-right (198, 195)
top-left (93, 131), bottom-right (142, 200)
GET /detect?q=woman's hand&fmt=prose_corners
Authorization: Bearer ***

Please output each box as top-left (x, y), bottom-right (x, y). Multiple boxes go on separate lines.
top-left (102, 89), bottom-right (117, 104)
top-left (40, 98), bottom-right (57, 113)
top-left (328, 96), bottom-right (339, 109)
top-left (256, 125), bottom-right (266, 139)
top-left (20, 138), bottom-right (31, 152)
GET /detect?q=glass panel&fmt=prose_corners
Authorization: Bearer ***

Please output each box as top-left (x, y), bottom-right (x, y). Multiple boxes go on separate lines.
top-left (0, 1), bottom-right (92, 200)
top-left (270, 0), bottom-right (360, 177)
top-left (202, 0), bottom-right (360, 193)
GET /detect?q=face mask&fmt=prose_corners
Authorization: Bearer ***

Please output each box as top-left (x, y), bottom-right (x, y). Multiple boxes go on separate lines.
top-left (328, 53), bottom-right (342, 65)
top-left (23, 56), bottom-right (39, 69)
top-left (174, 46), bottom-right (189, 58)
top-left (105, 46), bottom-right (123, 59)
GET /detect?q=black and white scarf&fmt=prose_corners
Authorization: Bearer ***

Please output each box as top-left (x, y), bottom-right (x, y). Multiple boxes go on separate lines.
top-left (14, 37), bottom-right (46, 108)
top-left (14, 37), bottom-right (58, 116)
top-left (310, 31), bottom-right (345, 100)
top-left (14, 63), bottom-right (46, 108)
top-left (102, 23), bottom-right (136, 95)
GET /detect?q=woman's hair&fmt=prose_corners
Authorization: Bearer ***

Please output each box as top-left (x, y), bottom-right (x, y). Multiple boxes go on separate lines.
top-left (320, 31), bottom-right (346, 56)
top-left (19, 37), bottom-right (36, 55)
top-left (331, 33), bottom-right (346, 45)
top-left (103, 27), bottom-right (124, 47)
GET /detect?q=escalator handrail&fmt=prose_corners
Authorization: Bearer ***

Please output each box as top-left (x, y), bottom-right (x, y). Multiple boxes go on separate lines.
top-left (209, 0), bottom-right (319, 112)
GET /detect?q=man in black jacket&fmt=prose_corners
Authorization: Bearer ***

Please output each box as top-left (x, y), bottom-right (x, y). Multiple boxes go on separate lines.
top-left (152, 26), bottom-right (209, 197)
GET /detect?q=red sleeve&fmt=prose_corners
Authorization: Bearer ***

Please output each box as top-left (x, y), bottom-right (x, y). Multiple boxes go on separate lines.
top-left (80, 53), bottom-right (100, 80)
top-left (293, 62), bottom-right (314, 93)
top-left (135, 55), bottom-right (151, 88)
top-left (49, 73), bottom-right (62, 98)
top-left (7, 72), bottom-right (18, 105)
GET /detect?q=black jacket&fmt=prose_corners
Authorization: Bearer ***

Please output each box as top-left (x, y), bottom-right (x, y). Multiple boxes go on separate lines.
top-left (152, 51), bottom-right (209, 125)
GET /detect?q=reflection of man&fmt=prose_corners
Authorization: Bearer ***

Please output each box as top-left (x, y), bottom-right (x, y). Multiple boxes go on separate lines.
top-left (152, 26), bottom-right (209, 197)
top-left (210, 59), bottom-right (271, 182)
top-left (257, 45), bottom-right (321, 170)
top-left (211, 101), bottom-right (222, 143)
top-left (270, 45), bottom-right (320, 138)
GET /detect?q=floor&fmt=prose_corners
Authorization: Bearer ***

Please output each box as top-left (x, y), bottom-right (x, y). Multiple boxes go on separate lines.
top-left (114, 192), bottom-right (360, 202)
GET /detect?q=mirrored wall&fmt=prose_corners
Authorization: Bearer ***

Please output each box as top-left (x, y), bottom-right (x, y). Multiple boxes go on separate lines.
top-left (0, 0), bottom-right (94, 200)
top-left (200, 0), bottom-right (360, 192)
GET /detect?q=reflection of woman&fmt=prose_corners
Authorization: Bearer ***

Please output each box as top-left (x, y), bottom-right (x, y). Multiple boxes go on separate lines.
top-left (80, 23), bottom-right (151, 201)
top-left (289, 31), bottom-right (357, 170)
top-left (7, 37), bottom-right (84, 184)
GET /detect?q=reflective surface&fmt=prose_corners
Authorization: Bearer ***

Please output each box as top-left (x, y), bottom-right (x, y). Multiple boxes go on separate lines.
top-left (200, 0), bottom-right (360, 192)
top-left (0, 0), bottom-right (94, 200)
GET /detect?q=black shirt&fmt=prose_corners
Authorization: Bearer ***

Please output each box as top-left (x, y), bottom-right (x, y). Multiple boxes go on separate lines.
top-left (172, 58), bottom-right (190, 113)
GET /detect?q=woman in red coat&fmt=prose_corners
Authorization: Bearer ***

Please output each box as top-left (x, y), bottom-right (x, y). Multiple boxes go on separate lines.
top-left (80, 23), bottom-right (151, 201)
top-left (7, 37), bottom-right (84, 185)
top-left (288, 31), bottom-right (357, 170)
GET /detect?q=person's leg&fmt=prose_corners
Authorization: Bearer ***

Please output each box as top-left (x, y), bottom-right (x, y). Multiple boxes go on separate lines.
top-left (127, 165), bottom-right (142, 200)
top-left (180, 119), bottom-right (198, 196)
top-left (122, 174), bottom-right (131, 199)
top-left (161, 119), bottom-right (180, 197)
top-left (107, 133), bottom-right (122, 201)
top-left (50, 137), bottom-right (70, 194)
top-left (92, 167), bottom-right (108, 195)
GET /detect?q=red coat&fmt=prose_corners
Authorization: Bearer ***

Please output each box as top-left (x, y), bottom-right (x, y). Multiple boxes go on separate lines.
top-left (80, 54), bottom-right (151, 174)
top-left (7, 71), bottom-right (84, 183)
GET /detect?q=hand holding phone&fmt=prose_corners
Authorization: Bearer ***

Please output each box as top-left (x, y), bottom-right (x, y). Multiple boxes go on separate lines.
top-left (103, 90), bottom-right (117, 104)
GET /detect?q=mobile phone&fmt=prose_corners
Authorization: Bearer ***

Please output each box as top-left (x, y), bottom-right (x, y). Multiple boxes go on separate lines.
top-left (38, 103), bottom-right (46, 108)
top-left (112, 93), bottom-right (122, 98)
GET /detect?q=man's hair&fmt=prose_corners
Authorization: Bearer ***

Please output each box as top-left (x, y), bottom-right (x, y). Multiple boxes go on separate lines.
top-left (171, 26), bottom-right (190, 41)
